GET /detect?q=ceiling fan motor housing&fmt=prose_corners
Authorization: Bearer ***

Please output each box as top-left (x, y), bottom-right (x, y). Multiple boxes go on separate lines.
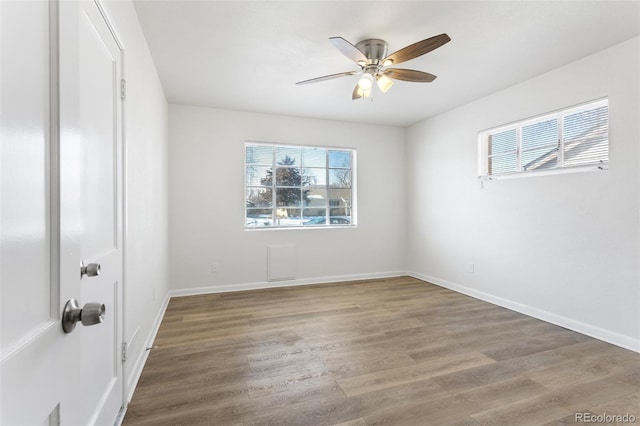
top-left (355, 39), bottom-right (388, 65)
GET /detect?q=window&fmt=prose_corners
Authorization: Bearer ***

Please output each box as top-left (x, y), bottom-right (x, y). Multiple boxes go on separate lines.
top-left (479, 98), bottom-right (609, 179)
top-left (245, 142), bottom-right (355, 228)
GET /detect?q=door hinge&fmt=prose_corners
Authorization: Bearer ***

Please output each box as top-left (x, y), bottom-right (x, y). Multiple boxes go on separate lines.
top-left (120, 79), bottom-right (126, 101)
top-left (121, 341), bottom-right (128, 362)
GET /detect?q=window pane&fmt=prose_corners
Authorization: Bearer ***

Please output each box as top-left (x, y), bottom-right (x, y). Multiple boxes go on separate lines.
top-left (521, 119), bottom-right (559, 171)
top-left (488, 152), bottom-right (518, 175)
top-left (276, 188), bottom-right (302, 207)
top-left (328, 188), bottom-right (351, 217)
top-left (564, 141), bottom-right (608, 167)
top-left (303, 211), bottom-right (326, 226)
top-left (328, 214), bottom-right (351, 225)
top-left (305, 219), bottom-right (326, 226)
top-left (275, 167), bottom-right (302, 186)
top-left (303, 215), bottom-right (326, 224)
top-left (303, 147), bottom-right (326, 167)
top-left (522, 147), bottom-right (559, 171)
top-left (246, 209), bottom-right (273, 228)
top-left (564, 105), bottom-right (608, 141)
top-left (275, 208), bottom-right (302, 227)
top-left (522, 119), bottom-right (557, 151)
top-left (488, 129), bottom-right (517, 155)
top-left (302, 168), bottom-right (326, 186)
top-left (329, 169), bottom-right (351, 187)
top-left (276, 146), bottom-right (301, 166)
top-left (329, 150), bottom-right (351, 168)
top-left (304, 187), bottom-right (326, 208)
top-left (487, 128), bottom-right (518, 174)
top-left (246, 166), bottom-right (271, 186)
top-left (246, 145), bottom-right (272, 165)
top-left (246, 187), bottom-right (272, 207)
top-left (563, 104), bottom-right (608, 167)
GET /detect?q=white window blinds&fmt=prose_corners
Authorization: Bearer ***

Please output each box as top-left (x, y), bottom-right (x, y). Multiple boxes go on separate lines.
top-left (562, 103), bottom-right (609, 167)
top-left (479, 98), bottom-right (609, 178)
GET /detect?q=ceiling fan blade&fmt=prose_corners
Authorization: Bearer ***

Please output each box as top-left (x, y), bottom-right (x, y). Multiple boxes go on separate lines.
top-left (383, 33), bottom-right (451, 65)
top-left (383, 68), bottom-right (437, 83)
top-left (330, 37), bottom-right (368, 64)
top-left (296, 71), bottom-right (359, 85)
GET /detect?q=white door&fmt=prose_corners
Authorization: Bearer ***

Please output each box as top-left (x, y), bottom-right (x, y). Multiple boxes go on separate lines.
top-left (1, 0), bottom-right (124, 424)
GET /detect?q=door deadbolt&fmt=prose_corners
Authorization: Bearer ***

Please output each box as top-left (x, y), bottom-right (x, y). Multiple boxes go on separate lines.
top-left (80, 262), bottom-right (101, 278)
top-left (62, 299), bottom-right (106, 334)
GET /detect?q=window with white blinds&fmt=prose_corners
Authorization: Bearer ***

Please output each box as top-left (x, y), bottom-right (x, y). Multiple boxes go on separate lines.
top-left (479, 98), bottom-right (609, 178)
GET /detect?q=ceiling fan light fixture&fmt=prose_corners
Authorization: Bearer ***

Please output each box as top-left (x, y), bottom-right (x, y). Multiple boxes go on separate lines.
top-left (357, 73), bottom-right (374, 90)
top-left (356, 86), bottom-right (372, 99)
top-left (376, 74), bottom-right (394, 93)
top-left (382, 58), bottom-right (394, 67)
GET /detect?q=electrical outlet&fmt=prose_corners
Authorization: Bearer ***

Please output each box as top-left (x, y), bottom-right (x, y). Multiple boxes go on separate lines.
top-left (467, 263), bottom-right (475, 273)
top-left (211, 263), bottom-right (219, 273)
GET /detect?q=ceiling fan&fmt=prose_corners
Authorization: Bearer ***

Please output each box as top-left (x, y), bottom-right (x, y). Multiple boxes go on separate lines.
top-left (296, 33), bottom-right (451, 100)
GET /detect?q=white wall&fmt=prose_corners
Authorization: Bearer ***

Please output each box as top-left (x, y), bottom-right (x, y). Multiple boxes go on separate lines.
top-left (406, 37), bottom-right (640, 351)
top-left (101, 0), bottom-right (170, 399)
top-left (169, 105), bottom-right (406, 293)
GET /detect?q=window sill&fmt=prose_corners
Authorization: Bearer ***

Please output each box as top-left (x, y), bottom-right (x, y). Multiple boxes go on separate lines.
top-left (478, 163), bottom-right (608, 183)
top-left (245, 224), bottom-right (357, 231)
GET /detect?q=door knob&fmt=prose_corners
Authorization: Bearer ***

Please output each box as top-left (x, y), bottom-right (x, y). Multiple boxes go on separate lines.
top-left (61, 299), bottom-right (106, 334)
top-left (80, 262), bottom-right (101, 278)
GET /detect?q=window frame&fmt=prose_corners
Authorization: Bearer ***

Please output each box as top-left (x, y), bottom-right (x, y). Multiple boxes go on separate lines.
top-left (478, 98), bottom-right (609, 180)
top-left (244, 141), bottom-right (357, 230)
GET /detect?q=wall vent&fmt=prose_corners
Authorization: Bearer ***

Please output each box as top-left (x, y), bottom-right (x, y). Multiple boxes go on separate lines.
top-left (267, 244), bottom-right (296, 282)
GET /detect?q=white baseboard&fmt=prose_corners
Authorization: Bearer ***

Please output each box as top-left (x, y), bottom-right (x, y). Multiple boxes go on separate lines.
top-left (169, 270), bottom-right (406, 297)
top-left (125, 293), bottom-right (171, 403)
top-left (408, 271), bottom-right (640, 353)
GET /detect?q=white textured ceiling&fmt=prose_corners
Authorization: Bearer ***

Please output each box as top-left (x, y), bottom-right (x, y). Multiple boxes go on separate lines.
top-left (132, 1), bottom-right (640, 127)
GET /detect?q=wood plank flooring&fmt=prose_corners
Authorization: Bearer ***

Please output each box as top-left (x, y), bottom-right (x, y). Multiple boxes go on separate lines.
top-left (123, 276), bottom-right (640, 425)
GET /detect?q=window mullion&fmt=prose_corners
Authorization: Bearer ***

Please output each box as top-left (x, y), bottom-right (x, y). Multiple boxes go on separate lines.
top-left (272, 146), bottom-right (277, 224)
top-left (301, 149), bottom-right (305, 221)
top-left (325, 150), bottom-right (330, 223)
top-left (557, 114), bottom-right (564, 168)
top-left (516, 127), bottom-right (522, 172)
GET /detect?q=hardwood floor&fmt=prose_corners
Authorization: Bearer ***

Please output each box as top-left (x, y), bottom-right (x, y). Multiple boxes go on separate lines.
top-left (123, 277), bottom-right (640, 425)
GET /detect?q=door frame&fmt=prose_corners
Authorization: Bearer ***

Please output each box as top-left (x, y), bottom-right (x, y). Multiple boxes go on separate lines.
top-left (90, 0), bottom-right (130, 415)
top-left (59, 0), bottom-right (128, 421)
